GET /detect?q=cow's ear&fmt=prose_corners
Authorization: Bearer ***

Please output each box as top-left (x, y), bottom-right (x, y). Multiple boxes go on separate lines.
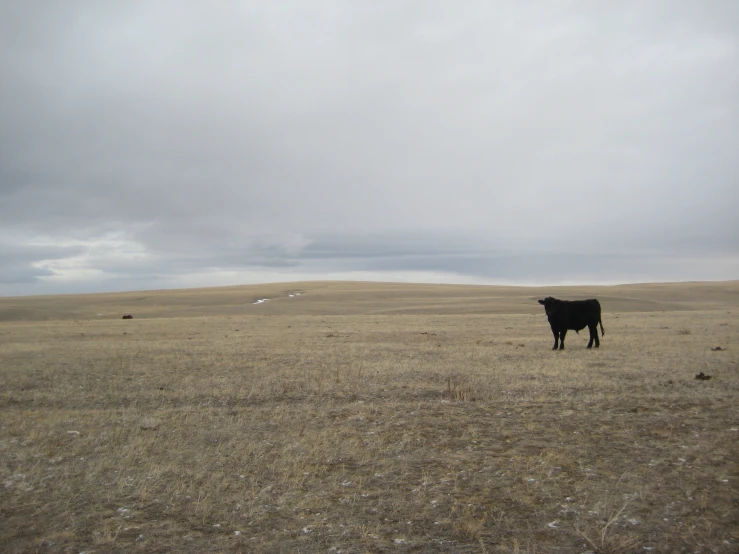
top-left (538, 299), bottom-right (545, 305)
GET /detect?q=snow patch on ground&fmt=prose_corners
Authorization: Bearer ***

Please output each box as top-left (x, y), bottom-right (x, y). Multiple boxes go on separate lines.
top-left (253, 291), bottom-right (302, 305)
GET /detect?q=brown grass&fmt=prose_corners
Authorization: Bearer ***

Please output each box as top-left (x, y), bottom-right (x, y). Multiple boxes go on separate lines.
top-left (1, 280), bottom-right (738, 553)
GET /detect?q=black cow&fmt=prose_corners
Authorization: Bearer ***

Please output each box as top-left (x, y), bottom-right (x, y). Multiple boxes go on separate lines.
top-left (538, 297), bottom-right (604, 350)
top-left (122, 314), bottom-right (133, 320)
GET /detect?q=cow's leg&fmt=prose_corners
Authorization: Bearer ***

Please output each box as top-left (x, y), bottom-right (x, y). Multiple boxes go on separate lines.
top-left (551, 328), bottom-right (559, 350)
top-left (592, 323), bottom-right (600, 347)
top-left (587, 324), bottom-right (596, 348)
top-left (559, 330), bottom-right (566, 350)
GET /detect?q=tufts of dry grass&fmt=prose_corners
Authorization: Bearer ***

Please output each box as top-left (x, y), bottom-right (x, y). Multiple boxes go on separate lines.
top-left (1, 281), bottom-right (738, 553)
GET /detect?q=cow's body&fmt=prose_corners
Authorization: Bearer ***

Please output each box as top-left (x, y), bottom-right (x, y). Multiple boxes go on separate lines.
top-left (538, 297), bottom-right (604, 350)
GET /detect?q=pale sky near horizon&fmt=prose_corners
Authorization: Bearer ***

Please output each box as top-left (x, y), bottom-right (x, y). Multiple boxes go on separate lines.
top-left (1, 1), bottom-right (738, 296)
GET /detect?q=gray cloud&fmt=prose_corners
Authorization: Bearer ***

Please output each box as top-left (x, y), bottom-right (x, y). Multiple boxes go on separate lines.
top-left (1, 1), bottom-right (737, 295)
top-left (0, 242), bottom-right (85, 284)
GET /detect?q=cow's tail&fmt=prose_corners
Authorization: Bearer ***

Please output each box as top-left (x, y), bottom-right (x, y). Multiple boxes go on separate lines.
top-left (599, 316), bottom-right (605, 337)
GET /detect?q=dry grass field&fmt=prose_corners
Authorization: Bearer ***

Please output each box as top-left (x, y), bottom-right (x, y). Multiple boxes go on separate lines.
top-left (1, 280), bottom-right (737, 553)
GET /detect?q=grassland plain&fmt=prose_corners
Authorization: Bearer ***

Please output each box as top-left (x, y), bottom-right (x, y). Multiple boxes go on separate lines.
top-left (0, 281), bottom-right (737, 553)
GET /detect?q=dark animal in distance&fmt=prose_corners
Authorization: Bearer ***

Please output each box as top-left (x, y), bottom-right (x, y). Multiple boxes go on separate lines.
top-left (122, 314), bottom-right (133, 320)
top-left (538, 297), bottom-right (604, 350)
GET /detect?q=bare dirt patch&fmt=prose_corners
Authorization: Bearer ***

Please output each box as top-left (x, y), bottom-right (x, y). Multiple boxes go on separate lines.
top-left (1, 281), bottom-right (737, 552)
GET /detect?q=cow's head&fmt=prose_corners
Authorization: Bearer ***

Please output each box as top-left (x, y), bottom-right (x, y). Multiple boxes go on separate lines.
top-left (538, 297), bottom-right (559, 316)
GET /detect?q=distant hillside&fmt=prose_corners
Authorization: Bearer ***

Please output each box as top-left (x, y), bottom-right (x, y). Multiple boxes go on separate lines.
top-left (1, 280), bottom-right (737, 322)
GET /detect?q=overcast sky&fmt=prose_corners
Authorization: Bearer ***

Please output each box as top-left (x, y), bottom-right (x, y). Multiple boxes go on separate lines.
top-left (1, 1), bottom-right (738, 296)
